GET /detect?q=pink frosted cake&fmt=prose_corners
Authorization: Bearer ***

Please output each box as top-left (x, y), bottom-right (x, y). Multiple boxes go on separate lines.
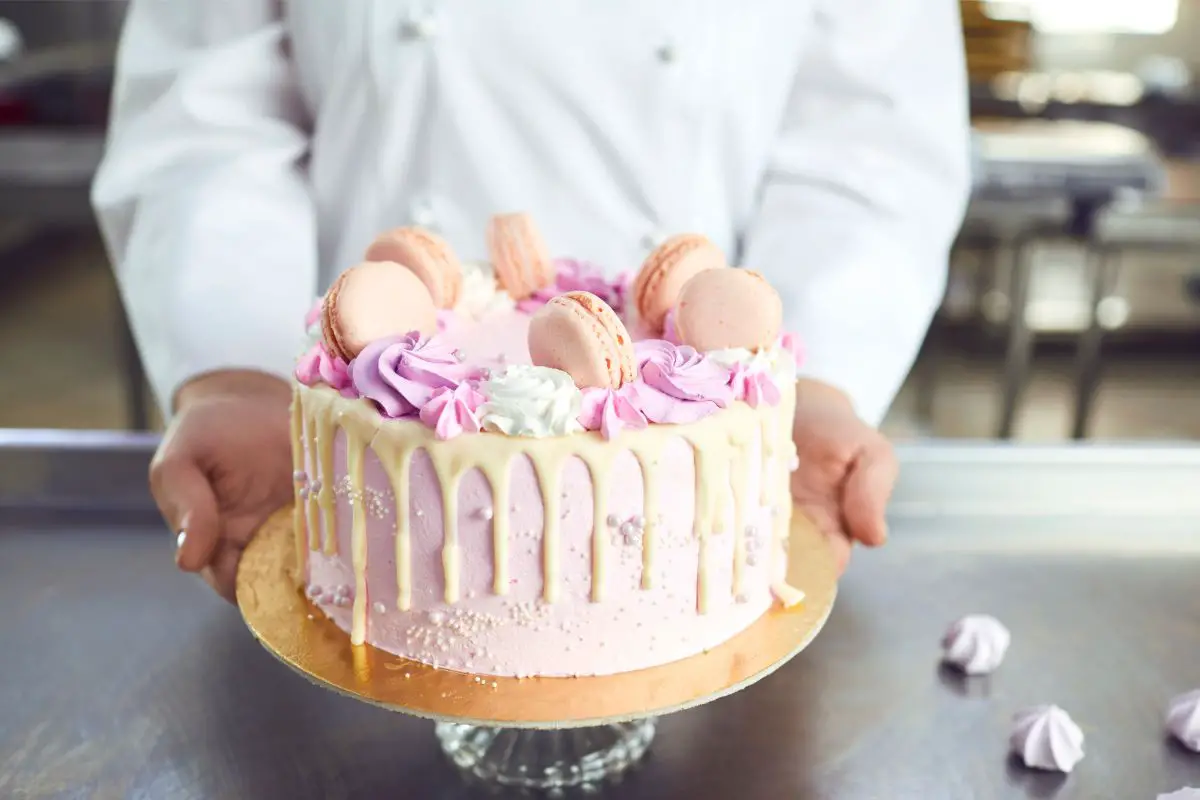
top-left (289, 215), bottom-right (805, 678)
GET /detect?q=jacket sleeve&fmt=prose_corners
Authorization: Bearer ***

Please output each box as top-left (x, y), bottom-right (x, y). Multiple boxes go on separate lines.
top-left (91, 0), bottom-right (317, 413)
top-left (742, 0), bottom-right (971, 426)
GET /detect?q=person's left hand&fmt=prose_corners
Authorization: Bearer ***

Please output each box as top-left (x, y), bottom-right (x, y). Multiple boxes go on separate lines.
top-left (790, 378), bottom-right (897, 574)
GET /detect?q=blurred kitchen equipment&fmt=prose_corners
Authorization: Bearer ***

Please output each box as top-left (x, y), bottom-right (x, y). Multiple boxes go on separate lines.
top-left (962, 120), bottom-right (1167, 440)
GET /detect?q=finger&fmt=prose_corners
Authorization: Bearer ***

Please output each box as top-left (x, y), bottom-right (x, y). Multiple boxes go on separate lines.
top-left (150, 454), bottom-right (221, 572)
top-left (827, 531), bottom-right (853, 576)
top-left (202, 543), bottom-right (241, 604)
top-left (842, 439), bottom-right (898, 548)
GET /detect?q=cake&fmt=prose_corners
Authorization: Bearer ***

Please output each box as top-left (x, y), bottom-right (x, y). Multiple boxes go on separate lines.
top-left (289, 213), bottom-right (805, 678)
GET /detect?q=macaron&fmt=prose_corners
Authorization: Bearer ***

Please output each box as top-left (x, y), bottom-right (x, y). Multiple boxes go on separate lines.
top-left (675, 269), bottom-right (782, 353)
top-left (528, 291), bottom-right (636, 390)
top-left (364, 227), bottom-right (463, 309)
top-left (321, 261), bottom-right (438, 361)
top-left (487, 213), bottom-right (556, 300)
top-left (632, 234), bottom-right (726, 332)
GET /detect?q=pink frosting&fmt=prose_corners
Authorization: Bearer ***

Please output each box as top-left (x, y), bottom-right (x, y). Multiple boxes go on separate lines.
top-left (629, 340), bottom-right (734, 424)
top-left (579, 386), bottom-right (648, 440)
top-left (517, 259), bottom-right (631, 314)
top-left (304, 298), bottom-right (323, 330)
top-left (295, 343), bottom-right (356, 398)
top-left (419, 383), bottom-right (487, 440)
top-left (780, 331), bottom-right (805, 369)
top-left (350, 332), bottom-right (477, 418)
top-left (729, 364), bottom-right (781, 408)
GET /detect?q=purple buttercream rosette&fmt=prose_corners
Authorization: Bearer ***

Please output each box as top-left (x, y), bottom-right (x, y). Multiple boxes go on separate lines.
top-left (628, 340), bottom-right (734, 424)
top-left (350, 332), bottom-right (477, 418)
top-left (579, 385), bottom-right (648, 440)
top-left (295, 342), bottom-right (356, 398)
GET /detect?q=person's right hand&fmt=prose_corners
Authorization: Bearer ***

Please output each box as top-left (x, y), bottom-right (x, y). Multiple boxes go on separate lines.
top-left (150, 370), bottom-right (294, 603)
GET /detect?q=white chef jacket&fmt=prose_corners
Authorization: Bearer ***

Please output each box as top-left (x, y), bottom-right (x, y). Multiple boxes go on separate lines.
top-left (92, 0), bottom-right (970, 427)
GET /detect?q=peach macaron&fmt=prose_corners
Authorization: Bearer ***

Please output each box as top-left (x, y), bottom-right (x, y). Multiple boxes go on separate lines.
top-left (528, 292), bottom-right (636, 390)
top-left (321, 262), bottom-right (438, 361)
top-left (487, 213), bottom-right (556, 300)
top-left (364, 227), bottom-right (463, 309)
top-left (632, 233), bottom-right (727, 333)
top-left (675, 268), bottom-right (782, 353)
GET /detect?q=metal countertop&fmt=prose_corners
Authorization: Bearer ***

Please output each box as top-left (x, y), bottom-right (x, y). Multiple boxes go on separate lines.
top-left (2, 432), bottom-right (1199, 799)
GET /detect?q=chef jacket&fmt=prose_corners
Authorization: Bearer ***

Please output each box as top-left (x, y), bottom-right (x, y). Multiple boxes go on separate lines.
top-left (92, 0), bottom-right (971, 426)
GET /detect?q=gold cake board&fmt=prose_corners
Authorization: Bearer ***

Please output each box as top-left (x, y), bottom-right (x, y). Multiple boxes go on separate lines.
top-left (237, 505), bottom-right (838, 729)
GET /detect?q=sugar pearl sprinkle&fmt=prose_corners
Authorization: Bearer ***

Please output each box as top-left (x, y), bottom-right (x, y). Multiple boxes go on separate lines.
top-left (373, 601), bottom-right (387, 614)
top-left (474, 506), bottom-right (494, 521)
top-left (292, 470), bottom-right (307, 483)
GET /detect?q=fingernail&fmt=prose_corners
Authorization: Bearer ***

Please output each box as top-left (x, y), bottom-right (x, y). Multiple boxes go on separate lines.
top-left (176, 530), bottom-right (187, 550)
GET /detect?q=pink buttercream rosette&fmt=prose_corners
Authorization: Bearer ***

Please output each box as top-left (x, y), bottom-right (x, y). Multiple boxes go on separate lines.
top-left (420, 383), bottom-right (486, 440)
top-left (295, 342), bottom-right (356, 398)
top-left (578, 385), bottom-right (648, 440)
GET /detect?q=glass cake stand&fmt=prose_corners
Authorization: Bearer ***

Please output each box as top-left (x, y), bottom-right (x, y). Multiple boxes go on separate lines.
top-left (237, 508), bottom-right (837, 792)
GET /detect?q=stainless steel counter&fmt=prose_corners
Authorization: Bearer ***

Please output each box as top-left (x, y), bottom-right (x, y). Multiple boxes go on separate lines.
top-left (2, 432), bottom-right (1199, 799)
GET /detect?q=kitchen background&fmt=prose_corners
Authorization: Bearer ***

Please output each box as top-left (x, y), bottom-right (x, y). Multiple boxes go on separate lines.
top-left (0, 0), bottom-right (1196, 441)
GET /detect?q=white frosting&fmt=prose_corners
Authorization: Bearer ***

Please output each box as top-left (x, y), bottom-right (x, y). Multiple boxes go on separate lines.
top-left (1159, 789), bottom-right (1200, 800)
top-left (708, 343), bottom-right (797, 384)
top-left (480, 365), bottom-right (584, 438)
top-left (455, 261), bottom-right (516, 321)
top-left (1010, 705), bottom-right (1085, 772)
top-left (941, 614), bottom-right (1011, 675)
top-left (1166, 689), bottom-right (1200, 752)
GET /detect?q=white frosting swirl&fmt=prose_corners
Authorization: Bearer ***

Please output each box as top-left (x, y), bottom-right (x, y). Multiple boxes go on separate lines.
top-left (455, 261), bottom-right (516, 321)
top-left (707, 343), bottom-right (797, 384)
top-left (941, 614), bottom-right (1011, 675)
top-left (1009, 705), bottom-right (1085, 773)
top-left (1166, 689), bottom-right (1200, 752)
top-left (480, 365), bottom-right (584, 438)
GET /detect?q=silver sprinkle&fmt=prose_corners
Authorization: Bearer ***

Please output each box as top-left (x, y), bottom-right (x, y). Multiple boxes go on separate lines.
top-left (373, 601), bottom-right (387, 614)
top-left (334, 596), bottom-right (351, 608)
top-left (606, 514), bottom-right (620, 528)
top-left (293, 470), bottom-right (307, 482)
top-left (630, 515), bottom-right (646, 531)
top-left (415, 509), bottom-right (424, 518)
top-left (335, 584), bottom-right (351, 597)
top-left (747, 553), bottom-right (759, 566)
top-left (310, 479), bottom-right (323, 493)
top-left (745, 524), bottom-right (758, 538)
top-left (306, 585), bottom-right (322, 599)
top-left (298, 486), bottom-right (310, 500)
top-left (474, 506), bottom-right (494, 521)
top-left (428, 610), bottom-right (447, 625)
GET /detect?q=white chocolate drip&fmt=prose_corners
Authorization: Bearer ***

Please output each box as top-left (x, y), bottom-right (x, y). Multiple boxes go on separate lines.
top-left (295, 380), bottom-right (800, 618)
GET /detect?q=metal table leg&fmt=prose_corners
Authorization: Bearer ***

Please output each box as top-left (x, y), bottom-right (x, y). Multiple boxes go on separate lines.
top-left (997, 234), bottom-right (1037, 439)
top-left (1071, 246), bottom-right (1119, 440)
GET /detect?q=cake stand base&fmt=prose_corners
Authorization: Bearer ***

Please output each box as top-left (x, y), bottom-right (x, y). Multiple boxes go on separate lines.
top-left (435, 719), bottom-right (657, 791)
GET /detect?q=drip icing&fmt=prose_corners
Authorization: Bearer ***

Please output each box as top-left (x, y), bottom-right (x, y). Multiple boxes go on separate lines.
top-left (481, 462), bottom-right (512, 595)
top-left (633, 445), bottom-right (664, 590)
top-left (378, 442), bottom-right (414, 610)
top-left (534, 453), bottom-right (568, 602)
top-left (587, 452), bottom-right (614, 602)
top-left (315, 406), bottom-right (337, 555)
top-left (295, 380), bottom-right (802, 618)
top-left (347, 432), bottom-right (368, 644)
top-left (290, 388), bottom-right (308, 585)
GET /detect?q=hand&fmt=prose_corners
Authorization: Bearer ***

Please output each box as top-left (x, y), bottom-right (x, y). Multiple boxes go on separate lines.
top-left (150, 370), bottom-right (294, 602)
top-left (790, 378), bottom-right (897, 575)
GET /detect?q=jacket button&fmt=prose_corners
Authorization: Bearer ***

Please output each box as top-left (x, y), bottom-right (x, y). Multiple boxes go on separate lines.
top-left (400, 12), bottom-right (439, 40)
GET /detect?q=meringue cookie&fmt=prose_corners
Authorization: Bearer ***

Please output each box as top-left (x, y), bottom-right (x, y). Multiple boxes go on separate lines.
top-left (1159, 789), bottom-right (1200, 800)
top-left (941, 614), bottom-right (1011, 675)
top-left (1009, 705), bottom-right (1085, 772)
top-left (1166, 689), bottom-right (1200, 752)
